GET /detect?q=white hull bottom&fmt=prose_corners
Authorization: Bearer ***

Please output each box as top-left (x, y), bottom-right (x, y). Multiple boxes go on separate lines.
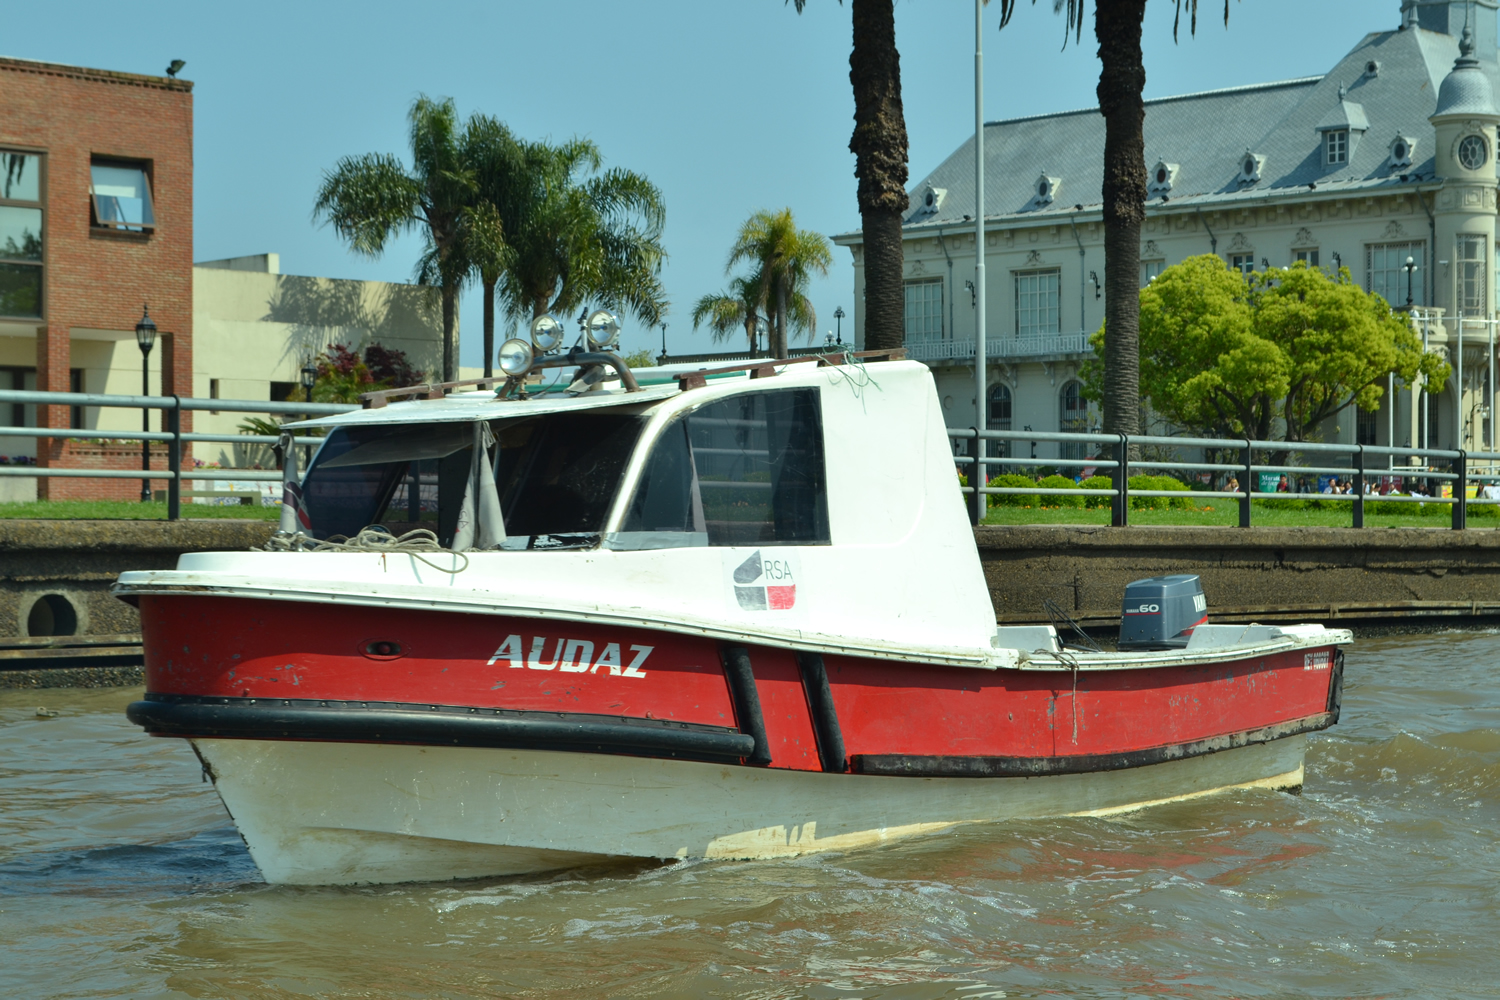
top-left (194, 736), bottom-right (1308, 886)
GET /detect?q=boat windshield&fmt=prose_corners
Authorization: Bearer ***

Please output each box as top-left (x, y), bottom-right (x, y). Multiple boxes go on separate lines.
top-left (299, 411), bottom-right (646, 547)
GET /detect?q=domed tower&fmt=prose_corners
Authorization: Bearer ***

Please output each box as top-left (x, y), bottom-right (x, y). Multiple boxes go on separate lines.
top-left (1429, 26), bottom-right (1500, 448)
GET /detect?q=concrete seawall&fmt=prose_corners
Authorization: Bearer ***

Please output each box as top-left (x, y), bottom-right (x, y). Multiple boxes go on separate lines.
top-left (0, 520), bottom-right (275, 638)
top-left (976, 525), bottom-right (1500, 625)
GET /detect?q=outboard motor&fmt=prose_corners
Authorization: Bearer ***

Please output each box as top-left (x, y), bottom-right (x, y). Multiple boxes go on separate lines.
top-left (1118, 574), bottom-right (1208, 651)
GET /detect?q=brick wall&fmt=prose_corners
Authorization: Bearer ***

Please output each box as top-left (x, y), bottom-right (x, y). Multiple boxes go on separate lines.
top-left (40, 440), bottom-right (180, 502)
top-left (0, 58), bottom-right (194, 499)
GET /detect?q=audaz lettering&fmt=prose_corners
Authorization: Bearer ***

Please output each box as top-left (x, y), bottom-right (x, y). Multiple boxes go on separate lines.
top-left (485, 634), bottom-right (652, 677)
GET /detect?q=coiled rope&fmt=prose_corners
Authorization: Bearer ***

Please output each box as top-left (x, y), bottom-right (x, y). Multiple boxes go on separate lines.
top-left (259, 526), bottom-right (470, 574)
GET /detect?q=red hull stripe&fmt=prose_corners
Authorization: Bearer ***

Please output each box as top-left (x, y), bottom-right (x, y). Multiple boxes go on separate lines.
top-left (851, 712), bottom-right (1332, 778)
top-left (126, 695), bottom-right (755, 762)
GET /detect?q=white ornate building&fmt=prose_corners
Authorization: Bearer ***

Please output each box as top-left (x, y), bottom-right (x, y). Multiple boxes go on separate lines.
top-left (836, 0), bottom-right (1500, 460)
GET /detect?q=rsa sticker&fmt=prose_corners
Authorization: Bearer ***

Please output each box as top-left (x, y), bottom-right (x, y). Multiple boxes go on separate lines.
top-left (726, 549), bottom-right (799, 611)
top-left (1304, 650), bottom-right (1331, 671)
top-left (485, 634), bottom-right (651, 678)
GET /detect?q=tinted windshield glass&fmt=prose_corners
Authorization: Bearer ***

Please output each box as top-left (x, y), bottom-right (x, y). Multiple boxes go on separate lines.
top-left (300, 412), bottom-right (645, 546)
top-left (619, 388), bottom-right (829, 548)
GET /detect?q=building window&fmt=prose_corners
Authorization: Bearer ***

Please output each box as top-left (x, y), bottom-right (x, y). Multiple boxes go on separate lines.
top-left (90, 160), bottom-right (155, 231)
top-left (1458, 234), bottom-right (1488, 316)
top-left (0, 151), bottom-right (43, 319)
top-left (1015, 269), bottom-right (1060, 337)
top-left (1230, 254), bottom-right (1255, 276)
top-left (902, 278), bottom-right (943, 343)
top-left (0, 367), bottom-right (81, 432)
top-left (1140, 259), bottom-right (1165, 287)
top-left (1366, 242), bottom-right (1424, 307)
top-left (1059, 380), bottom-right (1089, 462)
top-left (270, 381), bottom-right (297, 402)
top-left (1326, 130), bottom-right (1348, 165)
top-left (1458, 134), bottom-right (1489, 171)
top-left (1357, 407), bottom-right (1378, 446)
top-left (987, 383), bottom-right (1011, 461)
top-left (1294, 249), bottom-right (1320, 267)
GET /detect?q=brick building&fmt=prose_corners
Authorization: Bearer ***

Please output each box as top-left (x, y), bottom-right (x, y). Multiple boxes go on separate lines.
top-left (0, 56), bottom-right (192, 498)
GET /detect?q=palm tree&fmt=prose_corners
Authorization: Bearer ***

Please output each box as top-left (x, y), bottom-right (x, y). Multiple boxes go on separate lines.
top-left (725, 208), bottom-right (833, 359)
top-left (314, 96), bottom-right (497, 382)
top-left (998, 0), bottom-right (1232, 439)
top-left (692, 275), bottom-right (768, 352)
top-left (789, 0), bottom-right (908, 354)
top-left (461, 116), bottom-right (523, 378)
top-left (496, 138), bottom-right (668, 335)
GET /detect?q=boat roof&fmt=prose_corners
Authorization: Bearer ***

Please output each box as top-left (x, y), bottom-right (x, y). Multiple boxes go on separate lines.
top-left (286, 355), bottom-right (865, 430)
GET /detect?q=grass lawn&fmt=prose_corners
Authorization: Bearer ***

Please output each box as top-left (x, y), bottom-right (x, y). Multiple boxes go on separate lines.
top-left (0, 500), bottom-right (280, 520)
top-left (982, 500), bottom-right (1498, 528)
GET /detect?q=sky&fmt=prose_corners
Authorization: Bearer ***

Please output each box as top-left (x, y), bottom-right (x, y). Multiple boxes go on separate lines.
top-left (8, 0), bottom-right (1390, 367)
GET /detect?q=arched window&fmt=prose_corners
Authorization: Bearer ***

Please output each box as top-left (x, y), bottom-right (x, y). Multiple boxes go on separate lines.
top-left (987, 384), bottom-right (1011, 460)
top-left (1059, 381), bottom-right (1088, 463)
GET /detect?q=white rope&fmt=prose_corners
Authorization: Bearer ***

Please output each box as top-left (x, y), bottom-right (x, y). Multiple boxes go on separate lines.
top-left (259, 526), bottom-right (470, 574)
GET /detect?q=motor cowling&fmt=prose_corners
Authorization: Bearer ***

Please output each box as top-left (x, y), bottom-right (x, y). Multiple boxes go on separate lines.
top-left (1118, 574), bottom-right (1208, 651)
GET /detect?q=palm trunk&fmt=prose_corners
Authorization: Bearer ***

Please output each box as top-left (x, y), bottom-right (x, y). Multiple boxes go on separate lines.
top-left (744, 314), bottom-right (758, 354)
top-left (773, 279), bottom-right (790, 359)
top-left (1095, 0), bottom-right (1147, 438)
top-left (850, 0), bottom-right (909, 354)
top-left (483, 279), bottom-right (496, 380)
top-left (441, 282), bottom-right (458, 383)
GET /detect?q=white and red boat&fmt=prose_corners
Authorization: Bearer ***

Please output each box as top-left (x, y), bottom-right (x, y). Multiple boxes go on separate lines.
top-left (118, 342), bottom-right (1349, 885)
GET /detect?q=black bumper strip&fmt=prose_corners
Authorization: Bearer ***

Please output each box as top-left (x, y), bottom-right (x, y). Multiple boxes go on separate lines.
top-left (849, 713), bottom-right (1334, 778)
top-left (127, 695), bottom-right (756, 763)
top-left (797, 651), bottom-right (847, 773)
top-left (720, 644), bottom-right (771, 765)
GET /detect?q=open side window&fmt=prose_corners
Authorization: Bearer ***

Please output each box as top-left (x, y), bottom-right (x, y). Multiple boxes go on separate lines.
top-left (614, 387), bottom-right (829, 549)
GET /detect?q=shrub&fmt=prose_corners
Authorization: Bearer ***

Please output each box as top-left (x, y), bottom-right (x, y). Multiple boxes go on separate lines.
top-left (1080, 474), bottom-right (1114, 509)
top-left (1370, 497), bottom-right (1419, 516)
top-left (1128, 475), bottom-right (1192, 510)
top-left (1470, 499), bottom-right (1500, 519)
top-left (988, 473), bottom-right (1040, 508)
top-left (1037, 474), bottom-right (1083, 508)
top-left (1254, 496), bottom-right (1307, 511)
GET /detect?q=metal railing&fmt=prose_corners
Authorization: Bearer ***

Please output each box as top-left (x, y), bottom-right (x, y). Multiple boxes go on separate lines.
top-left (0, 389), bottom-right (357, 519)
top-left (949, 427), bottom-right (1500, 530)
top-left (907, 332), bottom-right (1093, 362)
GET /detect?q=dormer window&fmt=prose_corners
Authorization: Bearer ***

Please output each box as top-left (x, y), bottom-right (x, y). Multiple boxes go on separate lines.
top-left (1027, 173), bottom-right (1060, 210)
top-left (1237, 151), bottom-right (1265, 186)
top-left (1388, 134), bottom-right (1416, 172)
top-left (1326, 130), bottom-right (1348, 165)
top-left (1147, 160), bottom-right (1178, 197)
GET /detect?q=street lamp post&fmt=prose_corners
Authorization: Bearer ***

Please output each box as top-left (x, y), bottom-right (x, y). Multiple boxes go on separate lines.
top-left (135, 305), bottom-right (157, 502)
top-left (300, 363), bottom-right (317, 421)
top-left (834, 306), bottom-right (845, 346)
top-left (1404, 255), bottom-right (1418, 308)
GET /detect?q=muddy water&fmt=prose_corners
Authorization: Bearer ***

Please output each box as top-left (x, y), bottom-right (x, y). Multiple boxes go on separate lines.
top-left (1, 630), bottom-right (1497, 999)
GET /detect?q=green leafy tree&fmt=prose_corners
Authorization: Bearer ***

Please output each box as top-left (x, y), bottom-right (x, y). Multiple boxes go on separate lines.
top-left (722, 208), bottom-right (832, 358)
top-left (1085, 256), bottom-right (1449, 462)
top-left (315, 97), bottom-right (503, 383)
top-left (623, 349), bottom-right (656, 368)
top-left (496, 138), bottom-right (668, 335)
top-left (692, 275), bottom-right (768, 352)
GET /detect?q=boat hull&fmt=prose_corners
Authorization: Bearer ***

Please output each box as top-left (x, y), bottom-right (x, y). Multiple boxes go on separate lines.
top-left (192, 734), bottom-right (1308, 885)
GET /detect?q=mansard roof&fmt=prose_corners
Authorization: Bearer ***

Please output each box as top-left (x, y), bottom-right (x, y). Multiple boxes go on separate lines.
top-left (892, 23), bottom-right (1487, 235)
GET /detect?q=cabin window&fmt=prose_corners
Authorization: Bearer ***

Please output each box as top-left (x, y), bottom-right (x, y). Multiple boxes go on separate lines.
top-left (617, 388), bottom-right (829, 548)
top-left (302, 411), bottom-right (645, 545)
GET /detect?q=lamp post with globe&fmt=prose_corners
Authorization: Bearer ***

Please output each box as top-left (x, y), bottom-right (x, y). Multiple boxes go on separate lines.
top-left (135, 305), bottom-right (156, 502)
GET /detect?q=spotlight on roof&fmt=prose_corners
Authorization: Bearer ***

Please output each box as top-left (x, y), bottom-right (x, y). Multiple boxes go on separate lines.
top-left (166, 59), bottom-right (186, 78)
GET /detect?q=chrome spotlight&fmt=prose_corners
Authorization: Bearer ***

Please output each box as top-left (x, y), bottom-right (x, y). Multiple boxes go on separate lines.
top-left (585, 309), bottom-right (621, 350)
top-left (530, 314), bottom-right (565, 353)
top-left (497, 338), bottom-right (534, 377)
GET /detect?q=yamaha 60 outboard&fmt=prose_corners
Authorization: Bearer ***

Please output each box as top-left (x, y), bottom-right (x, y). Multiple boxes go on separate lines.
top-left (1118, 574), bottom-right (1208, 651)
